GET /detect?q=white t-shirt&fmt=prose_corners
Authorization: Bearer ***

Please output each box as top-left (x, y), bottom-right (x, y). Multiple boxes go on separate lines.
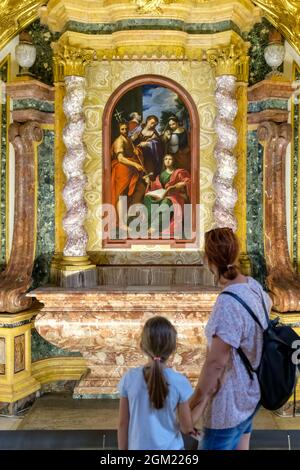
top-left (203, 277), bottom-right (272, 429)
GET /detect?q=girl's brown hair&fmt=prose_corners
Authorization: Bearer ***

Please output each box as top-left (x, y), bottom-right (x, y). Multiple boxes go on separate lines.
top-left (204, 227), bottom-right (240, 281)
top-left (140, 316), bottom-right (177, 410)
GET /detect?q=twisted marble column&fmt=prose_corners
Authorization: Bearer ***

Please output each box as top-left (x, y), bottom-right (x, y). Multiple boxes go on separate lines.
top-left (62, 76), bottom-right (88, 256)
top-left (213, 75), bottom-right (238, 231)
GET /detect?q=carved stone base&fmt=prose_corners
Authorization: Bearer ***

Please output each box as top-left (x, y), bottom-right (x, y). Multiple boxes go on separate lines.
top-left (50, 255), bottom-right (98, 288)
top-left (59, 268), bottom-right (97, 288)
top-left (30, 287), bottom-right (219, 397)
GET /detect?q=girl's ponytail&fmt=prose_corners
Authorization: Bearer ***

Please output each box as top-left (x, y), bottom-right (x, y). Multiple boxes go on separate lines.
top-left (140, 316), bottom-right (177, 410)
top-left (144, 358), bottom-right (168, 409)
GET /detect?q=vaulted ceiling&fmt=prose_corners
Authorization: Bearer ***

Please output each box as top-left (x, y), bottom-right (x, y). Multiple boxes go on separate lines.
top-left (0, 0), bottom-right (299, 55)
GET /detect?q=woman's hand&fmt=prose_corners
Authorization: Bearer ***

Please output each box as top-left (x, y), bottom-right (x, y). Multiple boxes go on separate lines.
top-left (174, 182), bottom-right (186, 190)
top-left (138, 141), bottom-right (150, 148)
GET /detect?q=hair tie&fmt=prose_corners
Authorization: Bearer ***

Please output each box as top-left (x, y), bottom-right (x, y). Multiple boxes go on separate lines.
top-left (227, 264), bottom-right (234, 269)
top-left (153, 356), bottom-right (161, 362)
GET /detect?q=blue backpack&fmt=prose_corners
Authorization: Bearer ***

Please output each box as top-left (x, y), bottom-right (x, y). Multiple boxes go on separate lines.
top-left (221, 291), bottom-right (300, 411)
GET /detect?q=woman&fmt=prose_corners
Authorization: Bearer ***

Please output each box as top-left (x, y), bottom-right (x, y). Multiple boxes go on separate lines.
top-left (162, 116), bottom-right (190, 172)
top-left (190, 228), bottom-right (271, 450)
top-left (143, 154), bottom-right (191, 236)
top-left (131, 115), bottom-right (164, 178)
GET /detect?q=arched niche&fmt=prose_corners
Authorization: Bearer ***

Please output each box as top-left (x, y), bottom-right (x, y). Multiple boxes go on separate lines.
top-left (102, 74), bottom-right (200, 248)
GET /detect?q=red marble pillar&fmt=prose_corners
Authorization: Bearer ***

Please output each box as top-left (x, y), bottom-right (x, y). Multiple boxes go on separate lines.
top-left (0, 80), bottom-right (54, 313)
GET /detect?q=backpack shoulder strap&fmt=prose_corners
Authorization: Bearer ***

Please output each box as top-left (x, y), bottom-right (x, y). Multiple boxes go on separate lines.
top-left (260, 291), bottom-right (270, 326)
top-left (220, 290), bottom-right (261, 381)
top-left (220, 291), bottom-right (264, 329)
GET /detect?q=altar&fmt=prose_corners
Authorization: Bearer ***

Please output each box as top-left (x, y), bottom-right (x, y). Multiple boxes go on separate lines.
top-left (0, 0), bottom-right (300, 416)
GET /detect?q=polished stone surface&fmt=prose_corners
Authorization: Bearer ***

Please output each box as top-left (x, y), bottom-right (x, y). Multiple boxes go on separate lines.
top-left (246, 130), bottom-right (266, 286)
top-left (31, 287), bottom-right (219, 396)
top-left (0, 60), bottom-right (8, 268)
top-left (32, 130), bottom-right (55, 289)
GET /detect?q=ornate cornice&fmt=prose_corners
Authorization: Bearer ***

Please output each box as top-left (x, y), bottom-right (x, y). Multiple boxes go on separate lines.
top-left (52, 44), bottom-right (96, 81)
top-left (56, 29), bottom-right (246, 61)
top-left (252, 0), bottom-right (300, 56)
top-left (40, 0), bottom-right (261, 34)
top-left (1, 1), bottom-right (300, 63)
top-left (0, 0), bottom-right (45, 51)
top-left (207, 42), bottom-right (250, 81)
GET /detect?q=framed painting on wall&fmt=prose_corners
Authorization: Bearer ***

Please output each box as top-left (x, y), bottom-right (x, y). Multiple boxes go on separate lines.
top-left (103, 75), bottom-right (199, 247)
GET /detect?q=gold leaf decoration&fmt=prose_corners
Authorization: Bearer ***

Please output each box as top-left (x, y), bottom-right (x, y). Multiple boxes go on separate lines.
top-left (133, 0), bottom-right (176, 14)
top-left (0, 0), bottom-right (45, 51)
top-left (252, 0), bottom-right (300, 55)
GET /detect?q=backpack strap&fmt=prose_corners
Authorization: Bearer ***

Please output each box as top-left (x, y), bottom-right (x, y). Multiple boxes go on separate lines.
top-left (235, 347), bottom-right (255, 380)
top-left (221, 291), bottom-right (264, 329)
top-left (260, 292), bottom-right (271, 326)
top-left (220, 291), bottom-right (265, 381)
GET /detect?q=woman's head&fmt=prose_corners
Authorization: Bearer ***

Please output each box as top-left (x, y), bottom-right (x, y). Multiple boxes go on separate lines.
top-left (168, 117), bottom-right (179, 131)
top-left (145, 115), bottom-right (159, 129)
top-left (141, 316), bottom-right (177, 409)
top-left (204, 227), bottom-right (240, 281)
top-left (163, 154), bottom-right (175, 169)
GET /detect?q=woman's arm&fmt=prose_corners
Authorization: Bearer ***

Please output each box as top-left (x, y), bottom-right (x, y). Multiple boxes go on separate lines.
top-left (189, 336), bottom-right (231, 416)
top-left (118, 397), bottom-right (130, 450)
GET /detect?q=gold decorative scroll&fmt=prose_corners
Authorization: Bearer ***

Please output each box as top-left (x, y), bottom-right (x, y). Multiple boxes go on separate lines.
top-left (0, 0), bottom-right (44, 51)
top-left (133, 0), bottom-right (177, 14)
top-left (252, 0), bottom-right (300, 56)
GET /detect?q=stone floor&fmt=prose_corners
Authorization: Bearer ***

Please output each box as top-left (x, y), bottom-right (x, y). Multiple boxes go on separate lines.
top-left (0, 393), bottom-right (299, 431)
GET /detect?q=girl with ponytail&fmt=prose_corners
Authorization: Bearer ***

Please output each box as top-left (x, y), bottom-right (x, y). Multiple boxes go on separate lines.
top-left (118, 316), bottom-right (197, 450)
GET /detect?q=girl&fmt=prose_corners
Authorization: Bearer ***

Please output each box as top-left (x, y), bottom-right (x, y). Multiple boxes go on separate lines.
top-left (118, 316), bottom-right (196, 450)
top-left (190, 228), bottom-right (271, 450)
